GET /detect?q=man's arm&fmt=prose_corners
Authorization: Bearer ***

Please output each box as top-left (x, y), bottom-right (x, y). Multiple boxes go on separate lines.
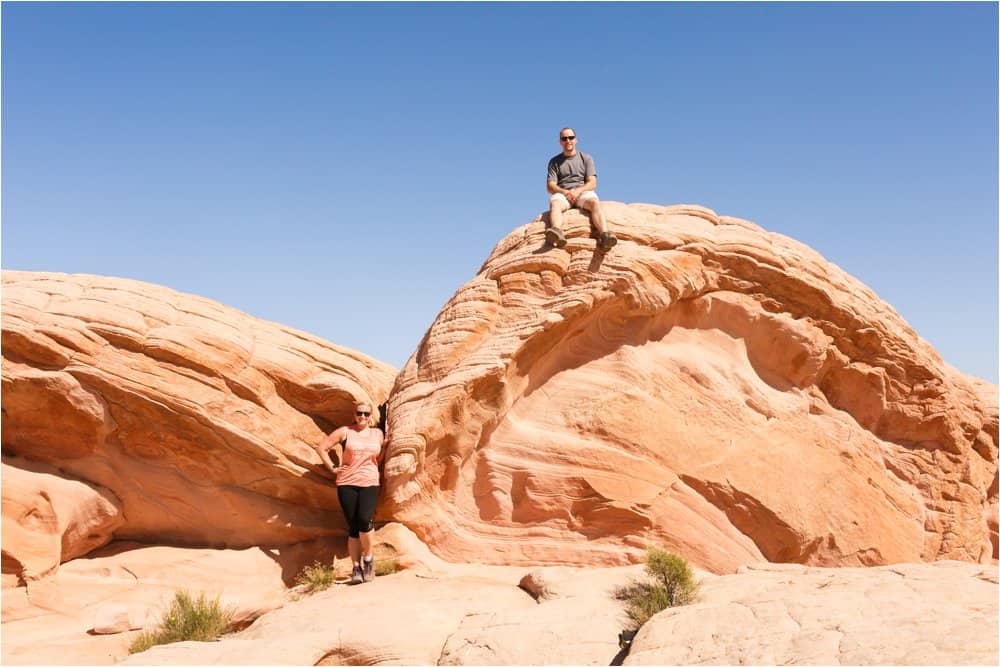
top-left (557, 176), bottom-right (597, 205)
top-left (577, 175), bottom-right (598, 193)
top-left (546, 158), bottom-right (564, 195)
top-left (576, 154), bottom-right (598, 193)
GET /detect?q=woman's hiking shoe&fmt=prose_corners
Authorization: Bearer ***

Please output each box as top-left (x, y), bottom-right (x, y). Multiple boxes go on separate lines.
top-left (350, 564), bottom-right (363, 585)
top-left (545, 227), bottom-right (567, 248)
top-left (362, 557), bottom-right (375, 583)
top-left (598, 232), bottom-right (618, 252)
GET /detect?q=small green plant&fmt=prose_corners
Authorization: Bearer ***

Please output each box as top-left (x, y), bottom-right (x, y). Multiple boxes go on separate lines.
top-left (295, 560), bottom-right (336, 593)
top-left (373, 558), bottom-right (398, 577)
top-left (616, 548), bottom-right (699, 631)
top-left (645, 549), bottom-right (698, 607)
top-left (128, 590), bottom-right (234, 654)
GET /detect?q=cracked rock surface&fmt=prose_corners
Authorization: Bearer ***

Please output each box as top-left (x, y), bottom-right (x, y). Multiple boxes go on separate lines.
top-left (625, 560), bottom-right (999, 665)
top-left (109, 553), bottom-right (996, 666)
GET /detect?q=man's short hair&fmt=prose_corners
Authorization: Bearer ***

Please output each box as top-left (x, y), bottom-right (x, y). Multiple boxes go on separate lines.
top-left (560, 127), bottom-right (576, 136)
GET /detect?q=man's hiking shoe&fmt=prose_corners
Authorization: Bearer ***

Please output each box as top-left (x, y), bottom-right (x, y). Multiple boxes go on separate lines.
top-left (362, 557), bottom-right (375, 583)
top-left (350, 564), bottom-right (363, 585)
top-left (545, 227), bottom-right (567, 248)
top-left (598, 232), bottom-right (618, 252)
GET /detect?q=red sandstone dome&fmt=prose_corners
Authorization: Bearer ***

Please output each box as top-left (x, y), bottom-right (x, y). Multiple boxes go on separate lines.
top-left (381, 203), bottom-right (998, 572)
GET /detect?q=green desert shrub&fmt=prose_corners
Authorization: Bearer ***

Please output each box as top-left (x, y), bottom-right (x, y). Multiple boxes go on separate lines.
top-left (645, 549), bottom-right (698, 607)
top-left (617, 548), bottom-right (699, 631)
top-left (295, 560), bottom-right (337, 593)
top-left (129, 590), bottom-right (234, 654)
top-left (374, 558), bottom-right (398, 577)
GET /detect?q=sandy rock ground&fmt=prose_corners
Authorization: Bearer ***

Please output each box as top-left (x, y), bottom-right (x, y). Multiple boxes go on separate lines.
top-left (4, 526), bottom-right (995, 666)
top-left (2, 541), bottom-right (294, 665)
top-left (626, 560), bottom-right (999, 666)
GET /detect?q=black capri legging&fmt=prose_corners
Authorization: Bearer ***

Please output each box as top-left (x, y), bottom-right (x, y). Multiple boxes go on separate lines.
top-left (337, 485), bottom-right (379, 538)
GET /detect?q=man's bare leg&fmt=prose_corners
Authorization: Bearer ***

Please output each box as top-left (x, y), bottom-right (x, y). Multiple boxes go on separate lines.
top-left (583, 198), bottom-right (608, 235)
top-left (549, 198), bottom-right (568, 232)
top-left (585, 198), bottom-right (617, 250)
top-left (547, 198), bottom-right (569, 247)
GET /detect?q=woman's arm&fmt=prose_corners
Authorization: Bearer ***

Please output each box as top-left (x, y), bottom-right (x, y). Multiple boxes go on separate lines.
top-left (314, 426), bottom-right (347, 475)
top-left (376, 428), bottom-right (388, 467)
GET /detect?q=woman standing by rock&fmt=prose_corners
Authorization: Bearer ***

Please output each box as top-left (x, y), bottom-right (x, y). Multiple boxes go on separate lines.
top-left (315, 401), bottom-right (385, 584)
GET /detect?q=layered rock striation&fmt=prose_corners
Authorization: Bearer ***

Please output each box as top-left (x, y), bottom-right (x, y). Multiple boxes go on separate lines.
top-left (383, 203), bottom-right (998, 572)
top-left (2, 270), bottom-right (396, 582)
top-left (3, 202), bottom-right (996, 578)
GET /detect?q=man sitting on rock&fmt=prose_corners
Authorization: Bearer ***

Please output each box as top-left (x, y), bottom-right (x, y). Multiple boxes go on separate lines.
top-left (545, 127), bottom-right (617, 251)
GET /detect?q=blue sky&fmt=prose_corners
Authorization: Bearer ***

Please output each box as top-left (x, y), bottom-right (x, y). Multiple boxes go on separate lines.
top-left (3, 2), bottom-right (997, 382)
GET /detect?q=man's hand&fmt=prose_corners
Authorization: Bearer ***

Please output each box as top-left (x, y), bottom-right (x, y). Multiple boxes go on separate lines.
top-left (565, 188), bottom-right (580, 205)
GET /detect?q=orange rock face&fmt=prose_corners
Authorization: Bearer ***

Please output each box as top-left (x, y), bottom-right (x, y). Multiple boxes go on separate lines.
top-left (1, 271), bottom-right (396, 557)
top-left (2, 456), bottom-right (123, 584)
top-left (383, 203), bottom-right (998, 572)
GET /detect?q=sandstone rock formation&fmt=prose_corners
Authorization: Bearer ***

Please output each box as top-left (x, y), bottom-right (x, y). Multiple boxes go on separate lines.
top-left (2, 455), bottom-right (123, 585)
top-left (1, 270), bottom-right (397, 572)
top-left (114, 553), bottom-right (640, 667)
top-left (1, 230), bottom-right (996, 666)
top-left (110, 556), bottom-right (996, 667)
top-left (383, 203), bottom-right (998, 572)
top-left (625, 560), bottom-right (999, 666)
top-left (2, 523), bottom-right (466, 665)
top-left (2, 541), bottom-right (294, 665)
top-left (91, 603), bottom-right (148, 635)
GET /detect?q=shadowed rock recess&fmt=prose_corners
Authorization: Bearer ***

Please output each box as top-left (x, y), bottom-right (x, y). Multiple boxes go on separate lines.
top-left (382, 203), bottom-right (998, 572)
top-left (2, 270), bottom-right (396, 582)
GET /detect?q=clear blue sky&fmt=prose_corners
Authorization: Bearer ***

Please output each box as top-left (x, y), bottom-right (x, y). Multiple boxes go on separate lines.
top-left (3, 2), bottom-right (997, 382)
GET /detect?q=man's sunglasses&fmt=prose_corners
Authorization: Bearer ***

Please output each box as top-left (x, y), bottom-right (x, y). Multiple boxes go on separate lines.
top-left (560, 135), bottom-right (576, 141)
top-left (356, 411), bottom-right (371, 416)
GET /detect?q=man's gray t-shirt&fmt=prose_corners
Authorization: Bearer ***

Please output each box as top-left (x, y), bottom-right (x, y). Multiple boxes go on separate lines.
top-left (547, 151), bottom-right (596, 189)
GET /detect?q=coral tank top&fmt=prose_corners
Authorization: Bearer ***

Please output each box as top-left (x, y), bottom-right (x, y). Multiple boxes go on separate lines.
top-left (336, 428), bottom-right (382, 487)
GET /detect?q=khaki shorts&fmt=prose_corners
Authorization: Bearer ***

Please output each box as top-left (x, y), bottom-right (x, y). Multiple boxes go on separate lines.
top-left (550, 191), bottom-right (598, 209)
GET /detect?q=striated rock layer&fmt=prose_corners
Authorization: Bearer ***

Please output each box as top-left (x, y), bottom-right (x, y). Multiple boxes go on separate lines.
top-left (1, 270), bottom-right (396, 575)
top-left (383, 203), bottom-right (998, 572)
